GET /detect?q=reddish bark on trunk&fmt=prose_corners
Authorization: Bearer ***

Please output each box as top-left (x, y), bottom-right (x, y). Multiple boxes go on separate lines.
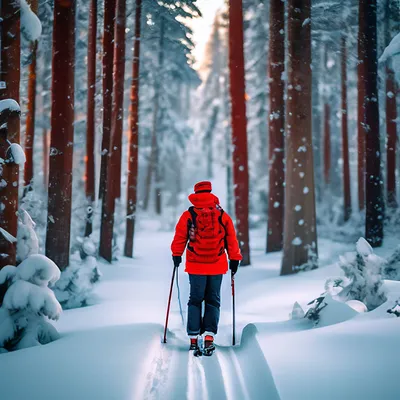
top-left (85, 0), bottom-right (97, 237)
top-left (386, 66), bottom-right (397, 208)
top-left (228, 0), bottom-right (250, 266)
top-left (363, 0), bottom-right (384, 247)
top-left (385, 0), bottom-right (398, 209)
top-left (341, 35), bottom-right (351, 221)
top-left (124, 0), bottom-right (142, 258)
top-left (266, 0), bottom-right (285, 253)
top-left (281, 0), bottom-right (317, 275)
top-left (99, 0), bottom-right (116, 199)
top-left (0, 1), bottom-right (21, 268)
top-left (357, 0), bottom-right (366, 211)
top-left (323, 103), bottom-right (331, 185)
top-left (24, 0), bottom-right (39, 194)
top-left (45, 0), bottom-right (76, 270)
top-left (99, 0), bottom-right (126, 262)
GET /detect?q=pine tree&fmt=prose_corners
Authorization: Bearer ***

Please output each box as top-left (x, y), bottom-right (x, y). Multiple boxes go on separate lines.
top-left (24, 0), bottom-right (39, 195)
top-left (0, 1), bottom-right (21, 268)
top-left (341, 35), bottom-right (351, 222)
top-left (266, 0), bottom-right (285, 253)
top-left (125, 0), bottom-right (142, 258)
top-left (45, 0), bottom-right (76, 270)
top-left (229, 0), bottom-right (251, 266)
top-left (384, 0), bottom-right (399, 209)
top-left (84, 0), bottom-right (97, 237)
top-left (99, 0), bottom-right (126, 262)
top-left (281, 0), bottom-right (317, 274)
top-left (363, 0), bottom-right (384, 247)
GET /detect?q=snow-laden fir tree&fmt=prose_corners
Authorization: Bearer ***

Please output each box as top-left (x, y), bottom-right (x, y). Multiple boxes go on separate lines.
top-left (0, 254), bottom-right (61, 352)
top-left (326, 237), bottom-right (387, 310)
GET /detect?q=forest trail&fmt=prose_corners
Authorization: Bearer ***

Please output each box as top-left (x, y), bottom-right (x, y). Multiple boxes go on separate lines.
top-left (136, 325), bottom-right (280, 400)
top-left (94, 223), bottom-right (282, 400)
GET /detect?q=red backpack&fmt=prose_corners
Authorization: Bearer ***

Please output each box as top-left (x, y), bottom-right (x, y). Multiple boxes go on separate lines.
top-left (187, 206), bottom-right (226, 264)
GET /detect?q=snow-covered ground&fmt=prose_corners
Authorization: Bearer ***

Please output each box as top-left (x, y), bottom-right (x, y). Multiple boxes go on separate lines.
top-left (0, 220), bottom-right (399, 399)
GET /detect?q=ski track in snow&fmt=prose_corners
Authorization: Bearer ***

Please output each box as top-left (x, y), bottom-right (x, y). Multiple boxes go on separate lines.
top-left (139, 325), bottom-right (281, 400)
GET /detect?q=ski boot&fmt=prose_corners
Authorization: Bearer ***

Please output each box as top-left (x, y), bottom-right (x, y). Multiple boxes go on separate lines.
top-left (202, 335), bottom-right (215, 356)
top-left (190, 337), bottom-right (202, 357)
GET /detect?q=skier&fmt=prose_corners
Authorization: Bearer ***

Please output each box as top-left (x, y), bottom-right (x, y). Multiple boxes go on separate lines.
top-left (171, 181), bottom-right (242, 356)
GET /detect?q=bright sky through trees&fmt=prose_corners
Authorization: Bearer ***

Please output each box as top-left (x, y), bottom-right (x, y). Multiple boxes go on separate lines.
top-left (187, 0), bottom-right (225, 70)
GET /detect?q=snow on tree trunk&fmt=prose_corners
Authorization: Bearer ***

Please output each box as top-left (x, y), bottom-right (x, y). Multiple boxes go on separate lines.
top-left (23, 0), bottom-right (39, 195)
top-left (281, 0), bottom-right (317, 275)
top-left (341, 35), bottom-right (351, 222)
top-left (357, 0), bottom-right (366, 212)
top-left (228, 0), bottom-right (250, 266)
top-left (363, 0), bottom-right (384, 247)
top-left (323, 103), bottom-right (331, 186)
top-left (84, 0), bottom-right (97, 237)
top-left (124, 0), bottom-right (142, 258)
top-left (384, 0), bottom-right (398, 209)
top-left (99, 0), bottom-right (116, 200)
top-left (143, 17), bottom-right (165, 215)
top-left (45, 0), bottom-right (76, 270)
top-left (266, 0), bottom-right (285, 254)
top-left (99, 0), bottom-right (126, 262)
top-left (0, 1), bottom-right (21, 269)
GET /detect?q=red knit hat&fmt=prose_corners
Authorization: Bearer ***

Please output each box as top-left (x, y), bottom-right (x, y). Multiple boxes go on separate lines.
top-left (194, 181), bottom-right (212, 193)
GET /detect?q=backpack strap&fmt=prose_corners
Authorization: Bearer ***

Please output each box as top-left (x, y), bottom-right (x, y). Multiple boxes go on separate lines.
top-left (188, 206), bottom-right (197, 228)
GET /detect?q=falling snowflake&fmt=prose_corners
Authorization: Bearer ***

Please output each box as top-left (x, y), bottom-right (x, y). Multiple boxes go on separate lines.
top-left (292, 237), bottom-right (302, 246)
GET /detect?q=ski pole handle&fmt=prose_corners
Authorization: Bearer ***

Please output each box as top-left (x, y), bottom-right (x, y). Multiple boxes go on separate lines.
top-left (163, 265), bottom-right (177, 343)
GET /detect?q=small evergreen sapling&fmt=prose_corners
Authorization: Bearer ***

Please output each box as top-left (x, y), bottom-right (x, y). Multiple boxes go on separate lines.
top-left (383, 245), bottom-right (400, 281)
top-left (325, 238), bottom-right (387, 310)
top-left (0, 255), bottom-right (62, 352)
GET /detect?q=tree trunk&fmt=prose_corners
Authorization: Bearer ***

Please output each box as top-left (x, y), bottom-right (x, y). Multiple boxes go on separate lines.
top-left (85, 0), bottom-right (97, 237)
top-left (323, 103), bottom-right (331, 185)
top-left (23, 0), bottom-right (38, 195)
top-left (357, 0), bottom-right (366, 211)
top-left (206, 104), bottom-right (219, 179)
top-left (99, 0), bottom-right (126, 262)
top-left (43, 128), bottom-right (49, 187)
top-left (143, 18), bottom-right (165, 213)
top-left (99, 0), bottom-right (116, 199)
top-left (0, 1), bottom-right (21, 268)
top-left (45, 0), bottom-right (76, 270)
top-left (228, 0), bottom-right (250, 266)
top-left (341, 35), bottom-right (351, 222)
top-left (124, 0), bottom-right (142, 258)
top-left (363, 0), bottom-right (383, 247)
top-left (281, 0), bottom-right (317, 275)
top-left (266, 0), bottom-right (285, 253)
top-left (385, 0), bottom-right (398, 209)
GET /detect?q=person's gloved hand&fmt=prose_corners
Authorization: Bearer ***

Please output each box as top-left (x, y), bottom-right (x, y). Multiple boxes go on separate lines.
top-left (229, 260), bottom-right (240, 275)
top-left (173, 255), bottom-right (182, 268)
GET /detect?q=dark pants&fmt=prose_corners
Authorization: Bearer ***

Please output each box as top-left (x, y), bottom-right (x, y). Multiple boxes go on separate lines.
top-left (187, 274), bottom-right (223, 336)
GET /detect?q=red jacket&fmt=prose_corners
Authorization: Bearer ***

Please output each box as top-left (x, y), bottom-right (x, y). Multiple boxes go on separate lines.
top-left (171, 192), bottom-right (242, 275)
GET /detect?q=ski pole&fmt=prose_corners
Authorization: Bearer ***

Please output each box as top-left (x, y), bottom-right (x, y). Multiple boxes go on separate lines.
top-left (163, 265), bottom-right (177, 343)
top-left (231, 272), bottom-right (236, 346)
